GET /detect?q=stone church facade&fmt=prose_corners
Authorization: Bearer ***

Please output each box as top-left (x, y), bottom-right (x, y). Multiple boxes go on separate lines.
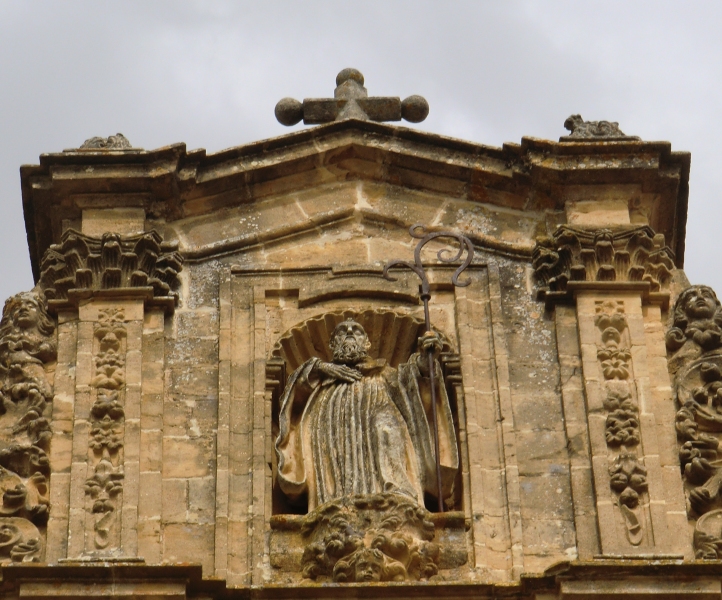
top-left (0, 70), bottom-right (720, 598)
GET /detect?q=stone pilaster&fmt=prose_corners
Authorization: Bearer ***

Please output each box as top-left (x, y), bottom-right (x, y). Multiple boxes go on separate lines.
top-left (38, 228), bottom-right (182, 560)
top-left (535, 226), bottom-right (687, 558)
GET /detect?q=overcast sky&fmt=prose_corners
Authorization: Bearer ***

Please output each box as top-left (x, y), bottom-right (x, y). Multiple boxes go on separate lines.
top-left (0, 1), bottom-right (720, 304)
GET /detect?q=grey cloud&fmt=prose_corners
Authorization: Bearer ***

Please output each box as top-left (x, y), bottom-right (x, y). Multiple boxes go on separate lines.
top-left (0, 0), bottom-right (719, 302)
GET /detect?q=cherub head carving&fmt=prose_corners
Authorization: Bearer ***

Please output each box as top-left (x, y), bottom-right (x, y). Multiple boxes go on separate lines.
top-left (332, 546), bottom-right (406, 583)
top-left (667, 285), bottom-right (722, 354)
top-left (0, 292), bottom-right (54, 338)
top-left (677, 286), bottom-right (720, 322)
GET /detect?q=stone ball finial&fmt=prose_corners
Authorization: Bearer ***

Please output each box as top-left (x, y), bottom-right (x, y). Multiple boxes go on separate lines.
top-left (275, 97), bottom-right (304, 126)
top-left (401, 95), bottom-right (430, 123)
top-left (336, 68), bottom-right (364, 87)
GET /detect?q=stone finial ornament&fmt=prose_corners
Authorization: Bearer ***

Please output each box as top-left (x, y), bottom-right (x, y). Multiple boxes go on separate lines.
top-left (78, 133), bottom-right (133, 150)
top-left (561, 114), bottom-right (640, 141)
top-left (275, 68), bottom-right (429, 126)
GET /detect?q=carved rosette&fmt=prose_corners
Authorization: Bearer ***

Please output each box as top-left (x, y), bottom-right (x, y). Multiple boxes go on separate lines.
top-left (38, 229), bottom-right (183, 312)
top-left (300, 494), bottom-right (439, 583)
top-left (594, 301), bottom-right (647, 545)
top-left (0, 291), bottom-right (56, 563)
top-left (533, 226), bottom-right (674, 307)
top-left (665, 285), bottom-right (722, 558)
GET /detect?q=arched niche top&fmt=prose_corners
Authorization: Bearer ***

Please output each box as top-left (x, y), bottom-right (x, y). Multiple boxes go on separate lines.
top-left (270, 309), bottom-right (453, 372)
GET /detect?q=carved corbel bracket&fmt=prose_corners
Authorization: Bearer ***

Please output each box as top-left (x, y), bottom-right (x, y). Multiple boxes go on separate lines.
top-left (37, 229), bottom-right (183, 314)
top-left (533, 226), bottom-right (674, 309)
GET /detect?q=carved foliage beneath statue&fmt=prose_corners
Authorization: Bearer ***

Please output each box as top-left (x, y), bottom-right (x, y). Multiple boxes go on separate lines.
top-left (38, 230), bottom-right (183, 311)
top-left (533, 227), bottom-right (673, 305)
top-left (300, 494), bottom-right (439, 583)
top-left (666, 285), bottom-right (722, 558)
top-left (0, 291), bottom-right (56, 562)
top-left (84, 308), bottom-right (126, 552)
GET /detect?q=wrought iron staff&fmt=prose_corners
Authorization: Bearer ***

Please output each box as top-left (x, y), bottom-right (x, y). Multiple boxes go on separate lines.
top-left (383, 224), bottom-right (474, 512)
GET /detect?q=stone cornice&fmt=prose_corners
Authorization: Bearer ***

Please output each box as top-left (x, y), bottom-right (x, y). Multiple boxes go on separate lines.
top-left (2, 560), bottom-right (721, 599)
top-left (21, 120), bottom-right (689, 280)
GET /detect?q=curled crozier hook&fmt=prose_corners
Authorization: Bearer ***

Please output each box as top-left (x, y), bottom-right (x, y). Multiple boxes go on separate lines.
top-left (401, 225), bottom-right (474, 290)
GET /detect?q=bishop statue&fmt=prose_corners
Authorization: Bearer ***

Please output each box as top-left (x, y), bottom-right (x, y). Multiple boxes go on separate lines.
top-left (275, 318), bottom-right (458, 511)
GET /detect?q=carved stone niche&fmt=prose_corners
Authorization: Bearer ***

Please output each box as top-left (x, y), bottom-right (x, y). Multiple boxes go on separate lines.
top-left (533, 225), bottom-right (674, 308)
top-left (266, 309), bottom-right (468, 583)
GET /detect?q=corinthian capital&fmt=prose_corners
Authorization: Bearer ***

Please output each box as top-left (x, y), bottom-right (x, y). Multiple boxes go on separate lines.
top-left (533, 226), bottom-right (674, 307)
top-left (37, 229), bottom-right (183, 313)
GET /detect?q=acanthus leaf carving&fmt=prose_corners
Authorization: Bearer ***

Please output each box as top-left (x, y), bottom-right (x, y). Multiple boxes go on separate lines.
top-left (38, 230), bottom-right (183, 312)
top-left (533, 226), bottom-right (674, 306)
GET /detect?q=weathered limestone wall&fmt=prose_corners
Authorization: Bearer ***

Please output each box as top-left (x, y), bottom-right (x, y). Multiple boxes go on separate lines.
top-left (7, 120), bottom-right (708, 598)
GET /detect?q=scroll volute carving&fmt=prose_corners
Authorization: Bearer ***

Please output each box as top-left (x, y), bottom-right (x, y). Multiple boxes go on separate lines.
top-left (666, 285), bottom-right (722, 558)
top-left (0, 291), bottom-right (56, 562)
top-left (533, 226), bottom-right (674, 305)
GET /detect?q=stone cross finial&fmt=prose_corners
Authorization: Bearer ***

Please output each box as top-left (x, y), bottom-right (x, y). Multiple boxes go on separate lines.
top-left (275, 68), bottom-right (429, 126)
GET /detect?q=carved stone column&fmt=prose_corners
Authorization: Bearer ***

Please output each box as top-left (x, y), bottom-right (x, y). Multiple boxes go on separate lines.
top-left (38, 229), bottom-right (182, 560)
top-left (534, 226), bottom-right (689, 557)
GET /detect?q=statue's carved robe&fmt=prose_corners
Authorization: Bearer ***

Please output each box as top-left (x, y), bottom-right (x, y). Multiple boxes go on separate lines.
top-left (276, 354), bottom-right (458, 510)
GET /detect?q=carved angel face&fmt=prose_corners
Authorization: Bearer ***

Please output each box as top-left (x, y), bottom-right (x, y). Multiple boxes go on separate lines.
top-left (0, 292), bottom-right (54, 337)
top-left (13, 298), bottom-right (41, 330)
top-left (354, 549), bottom-right (384, 582)
top-left (685, 287), bottom-right (718, 319)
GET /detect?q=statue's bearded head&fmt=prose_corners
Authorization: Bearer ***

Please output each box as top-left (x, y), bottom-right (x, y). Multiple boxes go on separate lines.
top-left (329, 319), bottom-right (371, 364)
